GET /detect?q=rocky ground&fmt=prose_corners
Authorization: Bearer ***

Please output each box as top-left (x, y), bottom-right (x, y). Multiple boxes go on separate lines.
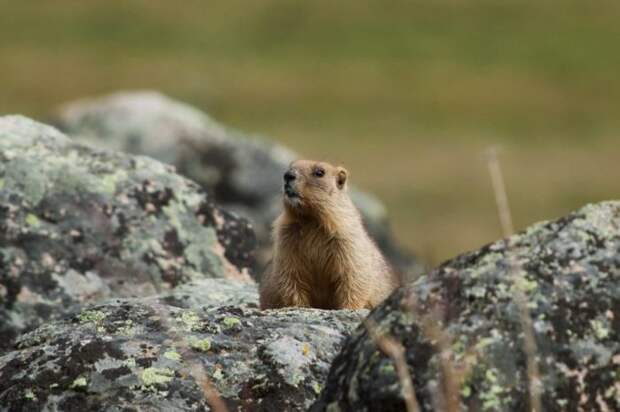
top-left (0, 99), bottom-right (618, 411)
top-left (0, 115), bottom-right (254, 354)
top-left (0, 279), bottom-right (364, 411)
top-left (313, 202), bottom-right (620, 412)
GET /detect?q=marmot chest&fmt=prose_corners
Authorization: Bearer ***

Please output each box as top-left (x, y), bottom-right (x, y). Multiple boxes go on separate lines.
top-left (284, 225), bottom-right (350, 281)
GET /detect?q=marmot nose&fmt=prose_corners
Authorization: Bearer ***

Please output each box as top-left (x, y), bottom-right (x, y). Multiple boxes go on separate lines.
top-left (284, 170), bottom-right (296, 183)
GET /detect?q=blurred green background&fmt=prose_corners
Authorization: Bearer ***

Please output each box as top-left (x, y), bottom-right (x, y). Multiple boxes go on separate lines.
top-left (1, 0), bottom-right (618, 265)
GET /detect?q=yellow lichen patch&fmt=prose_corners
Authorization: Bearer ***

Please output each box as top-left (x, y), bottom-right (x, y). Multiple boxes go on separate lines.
top-left (222, 316), bottom-right (240, 329)
top-left (177, 311), bottom-right (200, 332)
top-left (141, 367), bottom-right (174, 386)
top-left (590, 319), bottom-right (610, 340)
top-left (78, 310), bottom-right (107, 324)
top-left (479, 368), bottom-right (507, 411)
top-left (25, 213), bottom-right (40, 227)
top-left (189, 337), bottom-right (211, 352)
top-left (163, 349), bottom-right (182, 361)
top-left (461, 385), bottom-right (472, 398)
top-left (70, 376), bottom-right (88, 389)
top-left (115, 319), bottom-right (136, 337)
top-left (512, 275), bottom-right (538, 294)
top-left (100, 170), bottom-right (127, 194)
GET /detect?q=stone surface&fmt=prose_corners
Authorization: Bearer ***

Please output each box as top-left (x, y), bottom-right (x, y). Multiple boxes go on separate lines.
top-left (0, 116), bottom-right (256, 354)
top-left (53, 91), bottom-right (422, 278)
top-left (0, 279), bottom-right (365, 411)
top-left (313, 201), bottom-right (620, 412)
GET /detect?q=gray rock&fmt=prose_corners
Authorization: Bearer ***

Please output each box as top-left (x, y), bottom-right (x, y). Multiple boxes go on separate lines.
top-left (53, 91), bottom-right (422, 278)
top-left (0, 280), bottom-right (365, 411)
top-left (145, 278), bottom-right (261, 309)
top-left (313, 201), bottom-right (620, 411)
top-left (0, 116), bottom-right (256, 354)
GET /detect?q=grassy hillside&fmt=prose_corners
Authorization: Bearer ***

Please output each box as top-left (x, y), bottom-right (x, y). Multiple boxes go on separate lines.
top-left (1, 0), bottom-right (618, 264)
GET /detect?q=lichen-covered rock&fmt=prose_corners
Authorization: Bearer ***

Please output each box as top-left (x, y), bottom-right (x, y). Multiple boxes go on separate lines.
top-left (53, 91), bottom-right (422, 278)
top-left (0, 115), bottom-right (256, 353)
top-left (145, 278), bottom-right (260, 309)
top-left (313, 201), bottom-right (620, 412)
top-left (0, 282), bottom-right (364, 411)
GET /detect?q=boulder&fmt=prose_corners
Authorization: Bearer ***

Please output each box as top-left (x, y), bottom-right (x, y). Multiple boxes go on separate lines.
top-left (0, 116), bottom-right (256, 354)
top-left (0, 278), bottom-right (365, 411)
top-left (53, 91), bottom-right (422, 278)
top-left (313, 201), bottom-right (620, 411)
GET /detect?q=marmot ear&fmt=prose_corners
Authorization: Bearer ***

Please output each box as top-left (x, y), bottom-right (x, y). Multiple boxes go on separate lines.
top-left (336, 167), bottom-right (348, 189)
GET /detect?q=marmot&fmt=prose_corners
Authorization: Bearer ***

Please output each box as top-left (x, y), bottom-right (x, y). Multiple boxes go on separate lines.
top-left (259, 160), bottom-right (399, 310)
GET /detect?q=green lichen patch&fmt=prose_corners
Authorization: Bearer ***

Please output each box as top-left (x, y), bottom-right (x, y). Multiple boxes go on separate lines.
top-left (177, 311), bottom-right (201, 332)
top-left (100, 169), bottom-right (127, 194)
top-left (25, 213), bottom-right (40, 227)
top-left (312, 381), bottom-right (322, 395)
top-left (70, 376), bottom-right (88, 389)
top-left (141, 367), bottom-right (175, 386)
top-left (378, 362), bottom-right (395, 375)
top-left (78, 310), bottom-right (107, 324)
top-left (163, 349), bottom-right (182, 361)
top-left (114, 319), bottom-right (136, 336)
top-left (590, 319), bottom-right (610, 340)
top-left (189, 337), bottom-right (211, 352)
top-left (222, 316), bottom-right (241, 329)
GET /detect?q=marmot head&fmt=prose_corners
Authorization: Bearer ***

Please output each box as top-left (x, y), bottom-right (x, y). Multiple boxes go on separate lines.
top-left (282, 160), bottom-right (348, 215)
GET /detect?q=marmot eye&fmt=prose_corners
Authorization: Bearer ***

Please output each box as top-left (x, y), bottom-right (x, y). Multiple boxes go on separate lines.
top-left (313, 168), bottom-right (325, 178)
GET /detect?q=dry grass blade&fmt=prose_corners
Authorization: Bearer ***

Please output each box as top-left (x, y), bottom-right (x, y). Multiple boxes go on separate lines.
top-left (364, 319), bottom-right (421, 412)
top-left (417, 314), bottom-right (460, 412)
top-left (402, 295), bottom-right (461, 412)
top-left (485, 146), bottom-right (514, 238)
top-left (188, 363), bottom-right (230, 412)
top-left (485, 146), bottom-right (543, 412)
top-left (515, 292), bottom-right (543, 412)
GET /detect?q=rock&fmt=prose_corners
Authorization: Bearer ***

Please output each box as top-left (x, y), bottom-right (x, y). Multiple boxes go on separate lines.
top-left (0, 279), bottom-right (365, 411)
top-left (0, 116), bottom-right (256, 354)
top-left (313, 201), bottom-right (620, 411)
top-left (53, 91), bottom-right (422, 278)
top-left (143, 278), bottom-right (261, 310)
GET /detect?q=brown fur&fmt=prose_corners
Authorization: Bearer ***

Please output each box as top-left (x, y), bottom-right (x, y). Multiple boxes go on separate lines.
top-left (259, 160), bottom-right (399, 310)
